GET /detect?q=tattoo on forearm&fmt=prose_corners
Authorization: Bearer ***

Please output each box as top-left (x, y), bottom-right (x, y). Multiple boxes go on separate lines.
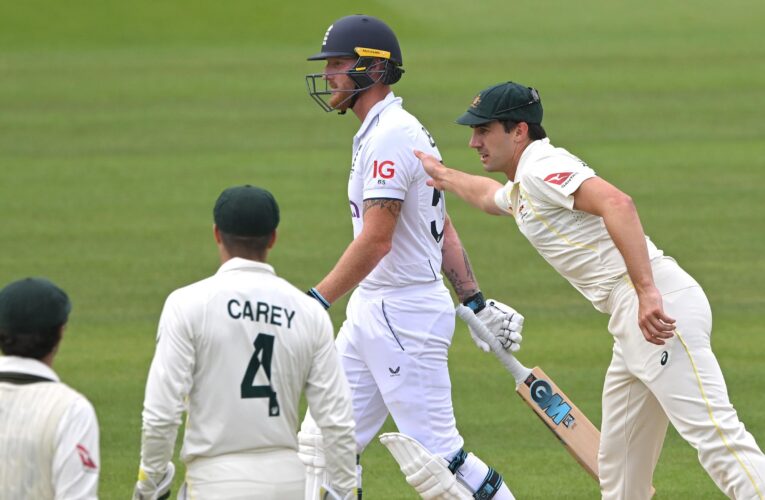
top-left (363, 198), bottom-right (402, 218)
top-left (443, 266), bottom-right (479, 300)
top-left (443, 248), bottom-right (479, 300)
top-left (462, 248), bottom-right (476, 282)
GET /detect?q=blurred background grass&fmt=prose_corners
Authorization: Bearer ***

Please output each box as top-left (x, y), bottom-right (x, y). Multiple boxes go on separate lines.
top-left (1, 1), bottom-right (764, 498)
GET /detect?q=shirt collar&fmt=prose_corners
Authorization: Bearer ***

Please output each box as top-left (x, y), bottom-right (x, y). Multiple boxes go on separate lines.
top-left (216, 257), bottom-right (276, 276)
top-left (515, 137), bottom-right (551, 182)
top-left (0, 356), bottom-right (60, 381)
top-left (355, 91), bottom-right (402, 139)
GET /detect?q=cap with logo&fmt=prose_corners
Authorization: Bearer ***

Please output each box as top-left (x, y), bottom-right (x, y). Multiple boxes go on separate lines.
top-left (0, 277), bottom-right (71, 333)
top-left (214, 185), bottom-right (280, 237)
top-left (456, 81), bottom-right (543, 126)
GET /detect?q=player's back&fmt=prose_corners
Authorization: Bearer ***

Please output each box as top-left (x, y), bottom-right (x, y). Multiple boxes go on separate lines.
top-left (0, 381), bottom-right (81, 499)
top-left (166, 258), bottom-right (332, 462)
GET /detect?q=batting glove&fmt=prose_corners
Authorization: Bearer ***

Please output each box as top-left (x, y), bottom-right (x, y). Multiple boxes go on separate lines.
top-left (468, 326), bottom-right (491, 352)
top-left (133, 462), bottom-right (175, 500)
top-left (476, 299), bottom-right (524, 352)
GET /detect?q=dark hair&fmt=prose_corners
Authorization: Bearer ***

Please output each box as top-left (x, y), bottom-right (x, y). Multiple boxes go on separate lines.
top-left (501, 120), bottom-right (547, 140)
top-left (220, 230), bottom-right (272, 260)
top-left (0, 324), bottom-right (63, 359)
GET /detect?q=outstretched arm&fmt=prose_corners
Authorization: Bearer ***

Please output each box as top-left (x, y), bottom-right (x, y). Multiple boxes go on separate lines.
top-left (574, 177), bottom-right (675, 345)
top-left (415, 150), bottom-right (506, 215)
top-left (313, 198), bottom-right (400, 304)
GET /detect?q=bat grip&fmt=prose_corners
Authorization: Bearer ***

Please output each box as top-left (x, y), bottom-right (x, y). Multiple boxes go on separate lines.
top-left (456, 305), bottom-right (532, 386)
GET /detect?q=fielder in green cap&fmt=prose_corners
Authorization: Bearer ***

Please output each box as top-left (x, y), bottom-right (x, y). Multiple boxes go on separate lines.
top-left (455, 81), bottom-right (543, 127)
top-left (133, 185), bottom-right (356, 500)
top-left (414, 81), bottom-right (765, 499)
top-left (0, 277), bottom-right (100, 498)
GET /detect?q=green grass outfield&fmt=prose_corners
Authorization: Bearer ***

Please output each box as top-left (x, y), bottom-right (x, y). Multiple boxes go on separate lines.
top-left (1, 1), bottom-right (764, 498)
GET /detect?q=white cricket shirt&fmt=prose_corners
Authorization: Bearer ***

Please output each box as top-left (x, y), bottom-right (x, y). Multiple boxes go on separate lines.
top-left (349, 92), bottom-right (446, 289)
top-left (0, 356), bottom-right (100, 500)
top-left (493, 138), bottom-right (663, 312)
top-left (140, 257), bottom-right (356, 491)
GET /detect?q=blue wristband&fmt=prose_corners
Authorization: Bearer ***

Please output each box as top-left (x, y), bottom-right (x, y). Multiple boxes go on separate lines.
top-left (307, 287), bottom-right (330, 310)
top-left (462, 291), bottom-right (486, 314)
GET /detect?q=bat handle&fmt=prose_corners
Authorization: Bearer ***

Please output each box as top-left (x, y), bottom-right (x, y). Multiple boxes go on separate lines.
top-left (456, 305), bottom-right (532, 386)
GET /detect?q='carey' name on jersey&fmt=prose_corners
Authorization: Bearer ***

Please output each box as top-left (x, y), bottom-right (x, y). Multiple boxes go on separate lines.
top-left (227, 299), bottom-right (296, 328)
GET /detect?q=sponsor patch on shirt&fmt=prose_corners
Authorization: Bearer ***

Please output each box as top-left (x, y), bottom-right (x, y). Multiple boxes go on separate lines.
top-left (543, 172), bottom-right (573, 186)
top-left (77, 444), bottom-right (98, 471)
top-left (372, 160), bottom-right (395, 180)
top-left (350, 200), bottom-right (360, 218)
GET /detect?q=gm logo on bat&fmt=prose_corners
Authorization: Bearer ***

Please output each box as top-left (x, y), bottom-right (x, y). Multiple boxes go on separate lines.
top-left (525, 374), bottom-right (575, 428)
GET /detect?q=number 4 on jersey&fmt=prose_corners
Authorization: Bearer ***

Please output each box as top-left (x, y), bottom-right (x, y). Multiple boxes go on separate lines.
top-left (241, 333), bottom-right (280, 417)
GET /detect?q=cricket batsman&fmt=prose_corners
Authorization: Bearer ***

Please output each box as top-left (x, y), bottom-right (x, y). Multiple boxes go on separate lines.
top-left (299, 14), bottom-right (523, 500)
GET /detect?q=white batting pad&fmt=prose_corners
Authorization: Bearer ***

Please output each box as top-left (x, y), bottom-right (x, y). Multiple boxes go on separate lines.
top-left (379, 432), bottom-right (473, 499)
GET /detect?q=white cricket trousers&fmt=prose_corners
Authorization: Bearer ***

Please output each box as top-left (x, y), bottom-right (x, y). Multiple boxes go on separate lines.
top-left (327, 282), bottom-right (515, 499)
top-left (180, 450), bottom-right (305, 499)
top-left (335, 281), bottom-right (463, 456)
top-left (599, 257), bottom-right (765, 499)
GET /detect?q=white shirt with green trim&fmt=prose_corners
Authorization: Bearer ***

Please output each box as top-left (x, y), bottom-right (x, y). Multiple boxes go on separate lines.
top-left (493, 138), bottom-right (663, 312)
top-left (139, 257), bottom-right (356, 492)
top-left (0, 356), bottom-right (99, 500)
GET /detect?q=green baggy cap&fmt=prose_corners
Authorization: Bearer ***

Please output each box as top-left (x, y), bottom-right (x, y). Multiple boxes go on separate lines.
top-left (0, 277), bottom-right (71, 332)
top-left (214, 185), bottom-right (280, 237)
top-left (456, 81), bottom-right (543, 126)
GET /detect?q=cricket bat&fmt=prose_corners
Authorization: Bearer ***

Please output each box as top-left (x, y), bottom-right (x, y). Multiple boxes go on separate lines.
top-left (457, 305), bottom-right (657, 497)
top-left (456, 305), bottom-right (600, 480)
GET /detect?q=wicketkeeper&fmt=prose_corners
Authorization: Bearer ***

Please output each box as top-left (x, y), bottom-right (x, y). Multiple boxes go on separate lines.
top-left (134, 185), bottom-right (356, 499)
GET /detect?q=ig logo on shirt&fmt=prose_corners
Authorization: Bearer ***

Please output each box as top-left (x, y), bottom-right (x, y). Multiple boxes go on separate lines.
top-left (373, 160), bottom-right (395, 184)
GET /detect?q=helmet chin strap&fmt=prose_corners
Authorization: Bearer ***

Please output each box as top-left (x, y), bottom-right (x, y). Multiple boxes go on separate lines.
top-left (337, 90), bottom-right (361, 115)
top-left (337, 59), bottom-right (386, 115)
top-left (329, 59), bottom-right (391, 115)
